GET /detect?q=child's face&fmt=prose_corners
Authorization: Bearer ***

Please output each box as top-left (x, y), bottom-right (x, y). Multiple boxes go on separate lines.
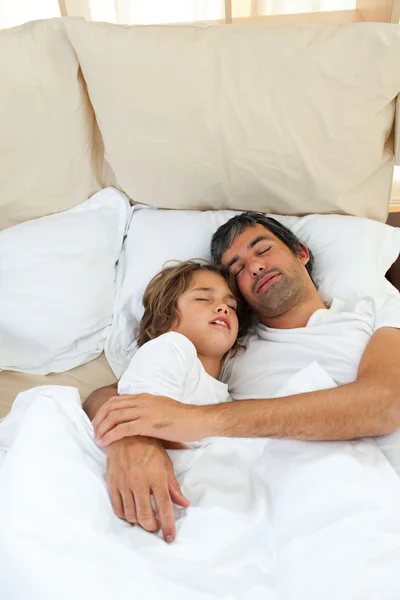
top-left (173, 271), bottom-right (239, 359)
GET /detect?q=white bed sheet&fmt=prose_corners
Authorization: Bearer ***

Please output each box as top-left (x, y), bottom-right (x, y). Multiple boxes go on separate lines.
top-left (1, 365), bottom-right (400, 600)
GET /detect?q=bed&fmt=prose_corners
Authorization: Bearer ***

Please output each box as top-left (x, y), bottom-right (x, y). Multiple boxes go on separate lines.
top-left (1, 13), bottom-right (400, 600)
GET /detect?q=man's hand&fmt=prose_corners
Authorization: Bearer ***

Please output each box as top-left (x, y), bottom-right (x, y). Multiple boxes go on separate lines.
top-left (106, 435), bottom-right (190, 543)
top-left (93, 394), bottom-right (213, 447)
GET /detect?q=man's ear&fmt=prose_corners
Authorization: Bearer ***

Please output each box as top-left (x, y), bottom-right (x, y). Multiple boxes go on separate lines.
top-left (296, 243), bottom-right (310, 266)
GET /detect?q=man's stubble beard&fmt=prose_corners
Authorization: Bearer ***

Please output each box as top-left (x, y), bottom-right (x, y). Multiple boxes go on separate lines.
top-left (254, 271), bottom-right (305, 320)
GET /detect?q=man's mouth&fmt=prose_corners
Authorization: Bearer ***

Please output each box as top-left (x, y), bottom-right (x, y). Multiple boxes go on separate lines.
top-left (209, 317), bottom-right (231, 330)
top-left (256, 272), bottom-right (280, 294)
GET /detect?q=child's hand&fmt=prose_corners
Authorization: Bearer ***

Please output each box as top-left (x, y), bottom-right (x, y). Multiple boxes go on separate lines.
top-left (93, 393), bottom-right (213, 447)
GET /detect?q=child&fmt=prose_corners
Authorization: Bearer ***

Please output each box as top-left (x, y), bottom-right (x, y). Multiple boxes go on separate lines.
top-left (117, 261), bottom-right (248, 449)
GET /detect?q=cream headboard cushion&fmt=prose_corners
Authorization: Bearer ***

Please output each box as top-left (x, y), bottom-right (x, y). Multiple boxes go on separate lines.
top-left (0, 19), bottom-right (101, 230)
top-left (65, 20), bottom-right (400, 222)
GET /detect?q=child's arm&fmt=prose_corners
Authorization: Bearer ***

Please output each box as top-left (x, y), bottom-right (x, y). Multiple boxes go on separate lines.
top-left (83, 382), bottom-right (118, 421)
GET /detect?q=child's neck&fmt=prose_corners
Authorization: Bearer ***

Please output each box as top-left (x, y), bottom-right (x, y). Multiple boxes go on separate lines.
top-left (197, 354), bottom-right (222, 379)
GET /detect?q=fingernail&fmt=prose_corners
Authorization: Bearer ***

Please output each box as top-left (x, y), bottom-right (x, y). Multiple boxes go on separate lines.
top-left (165, 535), bottom-right (173, 544)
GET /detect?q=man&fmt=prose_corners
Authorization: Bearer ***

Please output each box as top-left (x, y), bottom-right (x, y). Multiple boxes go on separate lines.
top-left (84, 212), bottom-right (400, 544)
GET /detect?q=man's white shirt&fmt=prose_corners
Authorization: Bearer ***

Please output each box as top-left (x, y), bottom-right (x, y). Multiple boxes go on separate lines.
top-left (223, 295), bottom-right (400, 400)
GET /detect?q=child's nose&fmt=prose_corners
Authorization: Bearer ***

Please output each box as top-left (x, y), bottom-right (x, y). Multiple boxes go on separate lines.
top-left (216, 304), bottom-right (229, 315)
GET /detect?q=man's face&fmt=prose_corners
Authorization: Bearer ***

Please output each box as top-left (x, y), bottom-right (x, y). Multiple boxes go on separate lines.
top-left (220, 224), bottom-right (311, 321)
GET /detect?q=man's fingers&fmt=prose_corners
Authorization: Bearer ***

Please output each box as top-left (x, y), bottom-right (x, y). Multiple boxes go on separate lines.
top-left (120, 489), bottom-right (137, 524)
top-left (168, 477), bottom-right (191, 508)
top-left (92, 396), bottom-right (138, 431)
top-left (92, 396), bottom-right (120, 429)
top-left (152, 483), bottom-right (176, 543)
top-left (110, 487), bottom-right (125, 520)
top-left (134, 486), bottom-right (159, 533)
top-left (95, 409), bottom-right (139, 442)
top-left (98, 422), bottom-right (140, 447)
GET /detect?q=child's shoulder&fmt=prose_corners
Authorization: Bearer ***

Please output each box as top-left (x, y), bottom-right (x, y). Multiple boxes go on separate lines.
top-left (119, 332), bottom-right (199, 395)
top-left (154, 331), bottom-right (197, 351)
top-left (137, 331), bottom-right (197, 362)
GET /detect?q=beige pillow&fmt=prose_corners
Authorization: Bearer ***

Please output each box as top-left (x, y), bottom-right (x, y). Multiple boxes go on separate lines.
top-left (0, 18), bottom-right (101, 230)
top-left (65, 20), bottom-right (400, 222)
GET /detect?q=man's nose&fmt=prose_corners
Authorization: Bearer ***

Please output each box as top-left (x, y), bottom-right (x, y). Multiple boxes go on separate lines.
top-left (250, 264), bottom-right (265, 278)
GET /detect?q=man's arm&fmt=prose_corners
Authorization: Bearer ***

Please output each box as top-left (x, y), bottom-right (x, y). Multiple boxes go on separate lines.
top-left (210, 327), bottom-right (400, 441)
top-left (93, 328), bottom-right (400, 444)
top-left (82, 383), bottom-right (190, 542)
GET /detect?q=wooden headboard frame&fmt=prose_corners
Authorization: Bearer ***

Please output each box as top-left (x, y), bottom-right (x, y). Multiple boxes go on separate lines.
top-left (389, 90), bottom-right (400, 292)
top-left (387, 213), bottom-right (400, 292)
top-left (387, 256), bottom-right (400, 291)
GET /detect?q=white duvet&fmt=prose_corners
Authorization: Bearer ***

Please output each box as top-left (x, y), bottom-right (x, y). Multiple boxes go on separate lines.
top-left (1, 364), bottom-right (400, 600)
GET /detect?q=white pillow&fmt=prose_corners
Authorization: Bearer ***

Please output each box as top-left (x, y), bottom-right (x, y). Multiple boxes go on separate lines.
top-left (105, 206), bottom-right (400, 378)
top-left (0, 188), bottom-right (131, 375)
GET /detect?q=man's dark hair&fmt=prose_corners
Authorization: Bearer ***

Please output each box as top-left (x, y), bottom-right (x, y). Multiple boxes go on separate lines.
top-left (211, 211), bottom-right (314, 279)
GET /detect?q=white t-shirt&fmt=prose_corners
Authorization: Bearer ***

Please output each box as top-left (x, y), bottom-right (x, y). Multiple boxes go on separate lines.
top-left (224, 295), bottom-right (400, 400)
top-left (118, 332), bottom-right (230, 453)
top-left (119, 331), bottom-right (229, 410)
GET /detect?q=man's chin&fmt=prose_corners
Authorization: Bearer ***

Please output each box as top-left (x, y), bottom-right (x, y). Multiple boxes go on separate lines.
top-left (251, 290), bottom-right (288, 319)
top-left (256, 287), bottom-right (279, 306)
